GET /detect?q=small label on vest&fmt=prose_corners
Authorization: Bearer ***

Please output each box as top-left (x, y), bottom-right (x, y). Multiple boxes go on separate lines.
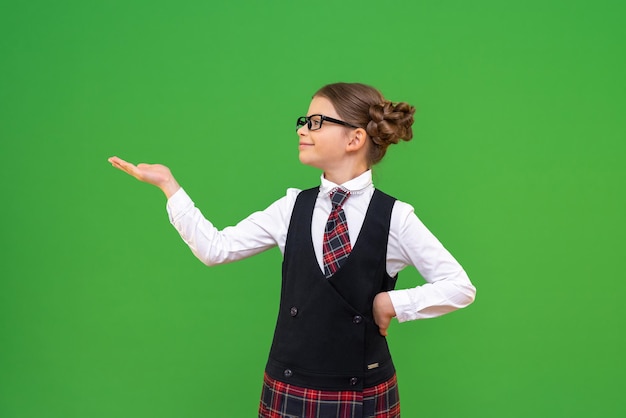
top-left (367, 362), bottom-right (380, 370)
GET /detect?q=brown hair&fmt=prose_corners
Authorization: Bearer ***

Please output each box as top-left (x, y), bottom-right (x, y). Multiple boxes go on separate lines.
top-left (314, 82), bottom-right (415, 165)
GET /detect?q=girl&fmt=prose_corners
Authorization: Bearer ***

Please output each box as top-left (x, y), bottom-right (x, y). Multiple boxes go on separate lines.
top-left (109, 82), bottom-right (476, 418)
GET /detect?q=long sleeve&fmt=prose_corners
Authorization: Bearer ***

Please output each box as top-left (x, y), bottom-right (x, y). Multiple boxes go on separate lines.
top-left (165, 176), bottom-right (475, 322)
top-left (386, 201), bottom-right (476, 322)
top-left (166, 188), bottom-right (299, 266)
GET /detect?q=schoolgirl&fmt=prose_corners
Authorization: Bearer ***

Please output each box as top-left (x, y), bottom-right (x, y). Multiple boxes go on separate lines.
top-left (109, 82), bottom-right (476, 418)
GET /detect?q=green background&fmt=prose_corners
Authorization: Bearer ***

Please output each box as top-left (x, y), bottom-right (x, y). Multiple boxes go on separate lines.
top-left (1, 0), bottom-right (624, 416)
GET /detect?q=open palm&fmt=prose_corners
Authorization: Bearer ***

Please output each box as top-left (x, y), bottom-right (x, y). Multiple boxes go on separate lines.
top-left (108, 156), bottom-right (180, 198)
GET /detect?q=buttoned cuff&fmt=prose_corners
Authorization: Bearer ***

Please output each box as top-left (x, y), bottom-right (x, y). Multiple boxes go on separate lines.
top-left (166, 188), bottom-right (194, 223)
top-left (388, 289), bottom-right (417, 323)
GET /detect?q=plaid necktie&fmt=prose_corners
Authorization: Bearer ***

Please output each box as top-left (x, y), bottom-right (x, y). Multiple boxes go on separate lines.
top-left (322, 188), bottom-right (351, 278)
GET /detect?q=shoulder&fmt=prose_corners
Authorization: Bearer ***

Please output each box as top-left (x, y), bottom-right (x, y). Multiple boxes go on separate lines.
top-left (373, 189), bottom-right (415, 217)
top-left (285, 186), bottom-right (317, 200)
top-left (389, 197), bottom-right (423, 229)
top-left (266, 187), bottom-right (318, 218)
top-left (254, 187), bottom-right (317, 229)
top-left (391, 198), bottom-right (416, 215)
top-left (268, 187), bottom-right (302, 211)
top-left (285, 186), bottom-right (320, 203)
top-left (286, 187), bottom-right (302, 199)
top-left (244, 187), bottom-right (306, 231)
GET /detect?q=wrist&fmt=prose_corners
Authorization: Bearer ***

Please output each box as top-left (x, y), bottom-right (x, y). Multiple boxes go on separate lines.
top-left (375, 292), bottom-right (396, 318)
top-left (161, 178), bottom-right (181, 199)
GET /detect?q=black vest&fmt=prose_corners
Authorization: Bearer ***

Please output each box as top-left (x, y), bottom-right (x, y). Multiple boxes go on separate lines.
top-left (265, 187), bottom-right (398, 391)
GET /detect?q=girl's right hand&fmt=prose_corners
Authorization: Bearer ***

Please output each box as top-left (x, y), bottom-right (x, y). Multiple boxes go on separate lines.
top-left (108, 156), bottom-right (181, 198)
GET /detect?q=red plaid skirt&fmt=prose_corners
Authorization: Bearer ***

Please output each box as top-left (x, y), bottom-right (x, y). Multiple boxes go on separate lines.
top-left (259, 372), bottom-right (400, 418)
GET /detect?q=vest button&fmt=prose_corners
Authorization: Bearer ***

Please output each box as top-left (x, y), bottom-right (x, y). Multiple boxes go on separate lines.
top-left (350, 377), bottom-right (358, 386)
top-left (284, 369), bottom-right (293, 378)
top-left (290, 307), bottom-right (298, 317)
top-left (352, 315), bottom-right (363, 324)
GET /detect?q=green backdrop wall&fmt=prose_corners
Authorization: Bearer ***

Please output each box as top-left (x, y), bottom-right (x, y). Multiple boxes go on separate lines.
top-left (1, 0), bottom-right (625, 417)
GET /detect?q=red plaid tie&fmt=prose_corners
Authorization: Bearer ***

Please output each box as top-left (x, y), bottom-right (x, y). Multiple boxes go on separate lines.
top-left (322, 188), bottom-right (351, 278)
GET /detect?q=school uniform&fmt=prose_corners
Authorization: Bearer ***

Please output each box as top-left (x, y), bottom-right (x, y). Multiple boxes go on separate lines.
top-left (166, 170), bottom-right (476, 417)
top-left (260, 186), bottom-right (399, 417)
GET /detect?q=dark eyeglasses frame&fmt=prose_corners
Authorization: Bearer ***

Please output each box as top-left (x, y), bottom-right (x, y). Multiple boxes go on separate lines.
top-left (296, 114), bottom-right (360, 132)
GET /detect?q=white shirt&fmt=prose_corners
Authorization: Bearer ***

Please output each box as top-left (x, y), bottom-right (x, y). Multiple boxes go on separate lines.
top-left (166, 170), bottom-right (476, 322)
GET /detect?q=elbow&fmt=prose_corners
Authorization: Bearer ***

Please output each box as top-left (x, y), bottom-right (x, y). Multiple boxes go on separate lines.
top-left (192, 249), bottom-right (224, 267)
top-left (460, 282), bottom-right (476, 308)
top-left (199, 254), bottom-right (227, 267)
top-left (454, 269), bottom-right (476, 308)
top-left (197, 250), bottom-right (234, 267)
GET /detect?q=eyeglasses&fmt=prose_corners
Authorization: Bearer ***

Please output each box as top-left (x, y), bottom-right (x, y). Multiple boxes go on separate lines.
top-left (296, 114), bottom-right (360, 132)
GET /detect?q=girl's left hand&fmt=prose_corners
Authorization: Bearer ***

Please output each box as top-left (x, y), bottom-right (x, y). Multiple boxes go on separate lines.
top-left (373, 292), bottom-right (396, 337)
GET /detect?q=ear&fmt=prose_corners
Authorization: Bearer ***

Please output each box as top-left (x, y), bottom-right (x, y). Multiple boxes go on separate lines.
top-left (345, 128), bottom-right (368, 152)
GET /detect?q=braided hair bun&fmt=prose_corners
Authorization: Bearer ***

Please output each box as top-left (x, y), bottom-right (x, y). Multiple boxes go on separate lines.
top-left (366, 101), bottom-right (415, 163)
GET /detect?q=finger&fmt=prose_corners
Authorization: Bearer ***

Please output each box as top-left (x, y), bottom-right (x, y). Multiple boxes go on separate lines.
top-left (109, 157), bottom-right (138, 175)
top-left (374, 316), bottom-right (389, 336)
top-left (108, 156), bottom-right (128, 166)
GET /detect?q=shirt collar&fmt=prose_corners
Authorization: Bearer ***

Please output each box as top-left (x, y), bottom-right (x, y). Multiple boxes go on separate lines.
top-left (319, 170), bottom-right (373, 196)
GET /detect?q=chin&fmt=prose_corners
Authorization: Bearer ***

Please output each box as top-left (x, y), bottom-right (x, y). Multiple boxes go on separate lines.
top-left (298, 153), bottom-right (310, 165)
top-left (298, 154), bottom-right (321, 170)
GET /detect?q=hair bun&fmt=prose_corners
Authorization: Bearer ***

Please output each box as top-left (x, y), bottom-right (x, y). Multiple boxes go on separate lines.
top-left (366, 101), bottom-right (415, 147)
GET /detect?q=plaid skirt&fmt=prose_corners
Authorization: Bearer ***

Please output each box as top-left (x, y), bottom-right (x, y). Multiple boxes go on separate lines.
top-left (259, 372), bottom-right (400, 418)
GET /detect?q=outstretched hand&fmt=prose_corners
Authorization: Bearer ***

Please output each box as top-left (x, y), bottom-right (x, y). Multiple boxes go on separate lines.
top-left (373, 292), bottom-right (396, 337)
top-left (108, 156), bottom-right (181, 198)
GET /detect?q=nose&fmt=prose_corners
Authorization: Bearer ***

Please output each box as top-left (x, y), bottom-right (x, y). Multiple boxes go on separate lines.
top-left (297, 124), bottom-right (308, 136)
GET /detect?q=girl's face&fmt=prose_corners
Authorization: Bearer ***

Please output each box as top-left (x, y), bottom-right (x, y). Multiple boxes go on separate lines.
top-left (297, 96), bottom-right (353, 172)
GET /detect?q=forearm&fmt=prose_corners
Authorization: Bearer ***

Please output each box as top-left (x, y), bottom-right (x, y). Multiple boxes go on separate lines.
top-left (388, 202), bottom-right (477, 322)
top-left (388, 270), bottom-right (476, 322)
top-left (167, 188), bottom-right (286, 266)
